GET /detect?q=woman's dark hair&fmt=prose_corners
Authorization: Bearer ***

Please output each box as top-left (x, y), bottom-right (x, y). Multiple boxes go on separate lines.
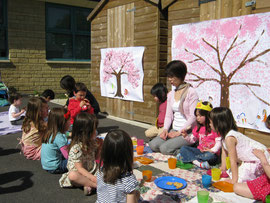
top-left (69, 113), bottom-right (98, 154)
top-left (100, 129), bottom-right (133, 184)
top-left (209, 107), bottom-right (238, 139)
top-left (41, 89), bottom-right (55, 100)
top-left (60, 75), bottom-right (76, 93)
top-left (150, 83), bottom-right (168, 103)
top-left (9, 92), bottom-right (22, 104)
top-left (166, 60), bottom-right (187, 81)
top-left (195, 101), bottom-right (213, 134)
top-left (42, 107), bottom-right (68, 144)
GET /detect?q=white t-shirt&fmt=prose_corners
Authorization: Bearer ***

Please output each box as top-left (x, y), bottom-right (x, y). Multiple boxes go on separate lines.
top-left (8, 104), bottom-right (20, 121)
top-left (172, 100), bottom-right (187, 131)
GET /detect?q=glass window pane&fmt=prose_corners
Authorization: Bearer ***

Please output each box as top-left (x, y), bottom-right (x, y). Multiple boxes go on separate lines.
top-left (75, 10), bottom-right (90, 32)
top-left (47, 7), bottom-right (71, 30)
top-left (0, 29), bottom-right (7, 57)
top-left (0, 0), bottom-right (3, 25)
top-left (46, 33), bottom-right (72, 59)
top-left (75, 35), bottom-right (90, 60)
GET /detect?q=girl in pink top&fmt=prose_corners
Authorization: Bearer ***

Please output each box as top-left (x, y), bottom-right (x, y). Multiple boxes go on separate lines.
top-left (179, 101), bottom-right (221, 169)
top-left (145, 83), bottom-right (168, 138)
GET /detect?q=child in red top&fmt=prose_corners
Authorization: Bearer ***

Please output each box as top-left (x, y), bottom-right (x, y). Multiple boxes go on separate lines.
top-left (178, 101), bottom-right (221, 169)
top-left (68, 83), bottom-right (94, 124)
top-left (145, 83), bottom-right (168, 138)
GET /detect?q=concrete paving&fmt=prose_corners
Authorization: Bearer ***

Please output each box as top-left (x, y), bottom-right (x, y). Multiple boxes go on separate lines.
top-left (0, 97), bottom-right (150, 203)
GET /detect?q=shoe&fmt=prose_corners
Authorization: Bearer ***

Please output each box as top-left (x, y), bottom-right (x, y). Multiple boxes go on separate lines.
top-left (176, 153), bottom-right (182, 161)
top-left (84, 186), bottom-right (92, 196)
top-left (200, 161), bottom-right (210, 169)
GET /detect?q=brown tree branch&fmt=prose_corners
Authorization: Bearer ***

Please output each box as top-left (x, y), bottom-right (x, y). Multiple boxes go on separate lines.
top-left (229, 82), bottom-right (261, 87)
top-left (246, 85), bottom-right (270, 106)
top-left (187, 73), bottom-right (220, 87)
top-left (185, 48), bottom-right (221, 75)
top-left (228, 30), bottom-right (267, 80)
top-left (221, 25), bottom-right (243, 65)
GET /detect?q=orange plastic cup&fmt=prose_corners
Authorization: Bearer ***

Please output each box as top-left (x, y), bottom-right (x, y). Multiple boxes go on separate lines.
top-left (136, 146), bottom-right (144, 155)
top-left (142, 170), bottom-right (152, 182)
top-left (168, 157), bottom-right (177, 169)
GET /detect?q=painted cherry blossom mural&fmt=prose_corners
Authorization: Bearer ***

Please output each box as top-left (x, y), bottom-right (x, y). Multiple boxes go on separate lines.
top-left (100, 47), bottom-right (145, 102)
top-left (172, 12), bottom-right (270, 132)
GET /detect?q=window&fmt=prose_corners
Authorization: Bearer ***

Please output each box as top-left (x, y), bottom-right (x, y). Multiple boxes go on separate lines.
top-left (0, 0), bottom-right (8, 59)
top-left (46, 3), bottom-right (92, 61)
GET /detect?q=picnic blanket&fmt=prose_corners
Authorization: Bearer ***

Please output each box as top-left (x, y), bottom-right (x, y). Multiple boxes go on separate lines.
top-left (133, 143), bottom-right (254, 203)
top-left (0, 111), bottom-right (22, 136)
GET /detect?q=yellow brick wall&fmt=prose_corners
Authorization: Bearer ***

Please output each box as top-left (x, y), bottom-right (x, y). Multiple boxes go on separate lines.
top-left (0, 0), bottom-right (92, 96)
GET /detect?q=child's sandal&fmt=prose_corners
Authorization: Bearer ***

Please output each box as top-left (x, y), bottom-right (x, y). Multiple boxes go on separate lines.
top-left (83, 186), bottom-right (92, 196)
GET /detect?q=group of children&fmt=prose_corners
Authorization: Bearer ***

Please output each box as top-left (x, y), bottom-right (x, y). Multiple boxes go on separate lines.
top-left (146, 81), bottom-right (270, 202)
top-left (6, 73), bottom-right (270, 202)
top-left (8, 75), bottom-right (140, 202)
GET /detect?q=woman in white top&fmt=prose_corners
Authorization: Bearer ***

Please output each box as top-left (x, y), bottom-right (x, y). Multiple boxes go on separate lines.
top-left (149, 60), bottom-right (198, 155)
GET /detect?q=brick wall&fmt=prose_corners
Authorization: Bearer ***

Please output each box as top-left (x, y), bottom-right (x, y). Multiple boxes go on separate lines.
top-left (0, 0), bottom-right (92, 96)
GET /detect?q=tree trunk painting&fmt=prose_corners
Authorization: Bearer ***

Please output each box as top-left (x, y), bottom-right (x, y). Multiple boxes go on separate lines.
top-left (172, 13), bottom-right (270, 131)
top-left (100, 47), bottom-right (145, 102)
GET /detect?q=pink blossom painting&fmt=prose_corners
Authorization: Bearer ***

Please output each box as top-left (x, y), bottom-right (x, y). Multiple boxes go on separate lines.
top-left (100, 47), bottom-right (145, 102)
top-left (172, 12), bottom-right (270, 132)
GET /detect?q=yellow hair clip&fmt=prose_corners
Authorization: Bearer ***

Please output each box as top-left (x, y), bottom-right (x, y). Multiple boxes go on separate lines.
top-left (196, 101), bottom-right (212, 112)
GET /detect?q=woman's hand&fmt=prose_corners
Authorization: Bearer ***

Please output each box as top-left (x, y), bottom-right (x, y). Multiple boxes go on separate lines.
top-left (159, 129), bottom-right (168, 140)
top-left (168, 131), bottom-right (181, 138)
top-left (180, 129), bottom-right (187, 137)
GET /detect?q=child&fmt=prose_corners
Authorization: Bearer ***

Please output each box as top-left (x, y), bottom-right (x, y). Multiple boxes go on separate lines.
top-left (178, 101), bottom-right (221, 169)
top-left (20, 97), bottom-right (47, 160)
top-left (234, 148), bottom-right (270, 202)
top-left (145, 83), bottom-right (168, 138)
top-left (209, 107), bottom-right (270, 183)
top-left (59, 113), bottom-right (99, 195)
top-left (96, 129), bottom-right (140, 203)
top-left (60, 75), bottom-right (100, 115)
top-left (8, 93), bottom-right (25, 125)
top-left (41, 89), bottom-right (55, 102)
top-left (68, 82), bottom-right (94, 124)
top-left (41, 107), bottom-right (70, 174)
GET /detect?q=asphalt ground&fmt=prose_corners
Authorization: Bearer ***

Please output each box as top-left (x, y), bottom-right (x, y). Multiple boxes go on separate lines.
top-left (0, 97), bottom-right (149, 203)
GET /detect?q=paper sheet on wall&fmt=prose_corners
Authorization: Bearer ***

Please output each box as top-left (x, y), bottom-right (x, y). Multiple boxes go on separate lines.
top-left (172, 12), bottom-right (270, 132)
top-left (100, 47), bottom-right (145, 102)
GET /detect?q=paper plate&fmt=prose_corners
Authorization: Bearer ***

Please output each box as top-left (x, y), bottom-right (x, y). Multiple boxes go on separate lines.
top-left (213, 181), bottom-right (234, 192)
top-left (154, 176), bottom-right (187, 190)
top-left (134, 157), bottom-right (154, 164)
top-left (176, 161), bottom-right (193, 170)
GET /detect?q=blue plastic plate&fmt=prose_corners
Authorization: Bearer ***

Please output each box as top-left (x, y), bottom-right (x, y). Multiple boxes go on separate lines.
top-left (154, 176), bottom-right (187, 190)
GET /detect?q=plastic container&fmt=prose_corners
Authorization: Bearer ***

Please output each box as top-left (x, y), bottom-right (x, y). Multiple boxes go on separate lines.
top-left (137, 139), bottom-right (144, 146)
top-left (136, 146), bottom-right (144, 155)
top-left (168, 158), bottom-right (177, 169)
top-left (212, 181), bottom-right (234, 192)
top-left (202, 174), bottom-right (212, 188)
top-left (211, 168), bottom-right (221, 181)
top-left (197, 190), bottom-right (209, 203)
top-left (142, 170), bottom-right (152, 182)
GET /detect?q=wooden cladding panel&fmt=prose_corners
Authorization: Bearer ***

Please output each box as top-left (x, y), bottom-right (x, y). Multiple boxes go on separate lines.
top-left (107, 3), bottom-right (135, 120)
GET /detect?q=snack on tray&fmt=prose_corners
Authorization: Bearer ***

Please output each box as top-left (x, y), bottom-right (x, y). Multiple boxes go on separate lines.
top-left (166, 181), bottom-right (183, 189)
